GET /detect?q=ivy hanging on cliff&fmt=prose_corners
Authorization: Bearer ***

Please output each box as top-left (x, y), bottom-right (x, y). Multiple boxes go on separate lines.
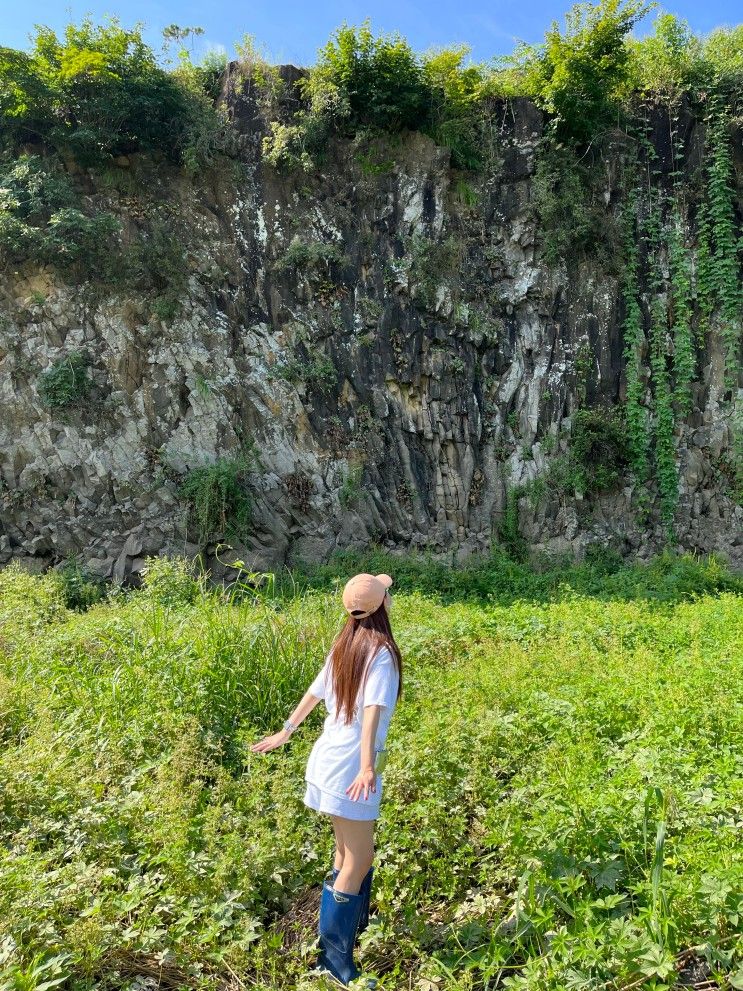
top-left (668, 207), bottom-right (695, 414)
top-left (694, 97), bottom-right (743, 500)
top-left (615, 82), bottom-right (743, 536)
top-left (699, 99), bottom-right (742, 391)
top-left (645, 195), bottom-right (679, 535)
top-left (620, 193), bottom-right (650, 487)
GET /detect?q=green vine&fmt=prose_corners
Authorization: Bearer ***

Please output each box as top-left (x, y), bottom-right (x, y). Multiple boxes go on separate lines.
top-left (645, 195), bottom-right (679, 536)
top-left (620, 192), bottom-right (650, 485)
top-left (733, 398), bottom-right (743, 506)
top-left (619, 94), bottom-right (741, 537)
top-left (703, 99), bottom-right (742, 390)
top-left (498, 485), bottom-right (528, 562)
top-left (668, 208), bottom-right (695, 414)
top-left (694, 199), bottom-right (715, 346)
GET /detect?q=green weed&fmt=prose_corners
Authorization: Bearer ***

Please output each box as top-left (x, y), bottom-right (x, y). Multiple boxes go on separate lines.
top-left (0, 553), bottom-right (741, 989)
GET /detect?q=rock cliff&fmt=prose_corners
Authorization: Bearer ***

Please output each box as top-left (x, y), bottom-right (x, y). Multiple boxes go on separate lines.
top-left (1, 64), bottom-right (741, 580)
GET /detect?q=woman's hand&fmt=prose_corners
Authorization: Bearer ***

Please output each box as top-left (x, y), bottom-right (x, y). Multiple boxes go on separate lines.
top-left (346, 767), bottom-right (377, 802)
top-left (251, 729), bottom-right (291, 753)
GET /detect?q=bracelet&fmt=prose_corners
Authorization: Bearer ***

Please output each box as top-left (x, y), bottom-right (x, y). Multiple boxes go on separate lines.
top-left (283, 719), bottom-right (297, 734)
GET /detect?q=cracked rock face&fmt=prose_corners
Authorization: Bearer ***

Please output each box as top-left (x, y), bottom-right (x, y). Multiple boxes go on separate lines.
top-left (0, 74), bottom-right (741, 581)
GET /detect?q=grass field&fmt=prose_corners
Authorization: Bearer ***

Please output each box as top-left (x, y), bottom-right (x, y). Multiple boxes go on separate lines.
top-left (1, 552), bottom-right (742, 991)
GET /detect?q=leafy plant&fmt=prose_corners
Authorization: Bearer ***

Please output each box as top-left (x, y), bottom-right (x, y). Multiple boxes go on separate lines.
top-left (0, 18), bottom-right (225, 169)
top-left (1, 552), bottom-right (743, 988)
top-left (621, 191), bottom-right (650, 487)
top-left (38, 352), bottom-right (92, 410)
top-left (406, 233), bottom-right (464, 310)
top-left (274, 237), bottom-right (345, 272)
top-left (0, 154), bottom-right (120, 277)
top-left (530, 143), bottom-right (600, 264)
top-left (422, 46), bottom-right (485, 169)
top-left (139, 554), bottom-right (203, 604)
top-left (177, 450), bottom-right (256, 544)
top-left (56, 558), bottom-right (105, 610)
top-left (498, 485), bottom-right (529, 561)
top-left (339, 462), bottom-right (364, 508)
top-left (668, 209), bottom-right (695, 413)
top-left (646, 199), bottom-right (679, 536)
top-left (125, 219), bottom-right (190, 321)
top-left (569, 406), bottom-right (630, 494)
top-left (513, 0), bottom-right (652, 145)
top-left (701, 100), bottom-right (742, 391)
top-left (274, 351), bottom-right (337, 393)
top-left (312, 22), bottom-right (428, 134)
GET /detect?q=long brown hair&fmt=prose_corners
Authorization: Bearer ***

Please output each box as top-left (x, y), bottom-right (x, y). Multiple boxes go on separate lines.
top-left (330, 602), bottom-right (403, 725)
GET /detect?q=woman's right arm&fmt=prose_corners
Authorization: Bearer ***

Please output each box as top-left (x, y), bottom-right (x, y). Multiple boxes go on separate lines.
top-left (250, 689), bottom-right (322, 753)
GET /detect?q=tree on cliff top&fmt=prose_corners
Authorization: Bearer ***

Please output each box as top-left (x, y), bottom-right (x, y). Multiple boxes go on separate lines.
top-left (503, 0), bottom-right (653, 144)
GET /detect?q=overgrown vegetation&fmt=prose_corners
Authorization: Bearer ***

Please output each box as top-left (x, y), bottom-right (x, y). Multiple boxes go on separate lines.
top-left (529, 146), bottom-right (601, 265)
top-left (272, 350), bottom-right (338, 393)
top-left (264, 6), bottom-right (743, 176)
top-left (177, 450), bottom-right (256, 544)
top-left (338, 462), bottom-right (364, 508)
top-left (274, 237), bottom-right (346, 272)
top-left (615, 90), bottom-right (742, 535)
top-left (0, 17), bottom-right (228, 170)
top-left (1, 552), bottom-right (742, 991)
top-left (0, 155), bottom-right (120, 277)
top-left (56, 557), bottom-right (106, 609)
top-left (124, 218), bottom-right (190, 321)
top-left (0, 152), bottom-right (191, 317)
top-left (509, 0), bottom-right (651, 144)
top-left (569, 406), bottom-right (630, 494)
top-left (37, 351), bottom-right (92, 410)
top-left (699, 99), bottom-right (743, 390)
top-left (2, 6), bottom-right (742, 177)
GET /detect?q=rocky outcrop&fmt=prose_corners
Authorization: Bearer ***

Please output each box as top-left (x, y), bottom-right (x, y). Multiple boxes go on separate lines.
top-left (0, 70), bottom-right (741, 580)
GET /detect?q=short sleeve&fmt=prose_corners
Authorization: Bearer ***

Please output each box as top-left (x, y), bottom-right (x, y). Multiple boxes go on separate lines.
top-left (362, 646), bottom-right (398, 710)
top-left (309, 657), bottom-right (329, 699)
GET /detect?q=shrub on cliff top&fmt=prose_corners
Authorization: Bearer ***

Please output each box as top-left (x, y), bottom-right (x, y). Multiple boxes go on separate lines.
top-left (509, 0), bottom-right (652, 144)
top-left (3, 7), bottom-right (742, 176)
top-left (264, 24), bottom-right (489, 170)
top-left (0, 17), bottom-right (223, 169)
top-left (311, 23), bottom-right (429, 134)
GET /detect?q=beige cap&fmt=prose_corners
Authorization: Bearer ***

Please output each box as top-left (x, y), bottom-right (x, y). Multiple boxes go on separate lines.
top-left (342, 573), bottom-right (393, 618)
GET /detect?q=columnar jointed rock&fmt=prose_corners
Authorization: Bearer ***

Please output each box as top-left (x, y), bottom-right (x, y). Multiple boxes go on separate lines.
top-left (0, 75), bottom-right (741, 579)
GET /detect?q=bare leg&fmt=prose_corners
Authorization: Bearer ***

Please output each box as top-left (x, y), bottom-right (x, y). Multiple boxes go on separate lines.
top-left (332, 817), bottom-right (375, 895)
top-left (332, 816), bottom-right (345, 873)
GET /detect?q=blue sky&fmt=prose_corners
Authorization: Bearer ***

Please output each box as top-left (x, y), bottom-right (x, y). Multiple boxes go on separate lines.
top-left (3, 0), bottom-right (741, 66)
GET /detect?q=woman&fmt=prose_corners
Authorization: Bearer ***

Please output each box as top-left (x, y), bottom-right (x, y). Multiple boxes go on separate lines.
top-left (251, 572), bottom-right (402, 986)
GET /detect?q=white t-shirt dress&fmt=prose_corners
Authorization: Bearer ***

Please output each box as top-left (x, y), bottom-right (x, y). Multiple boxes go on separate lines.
top-left (303, 643), bottom-right (399, 820)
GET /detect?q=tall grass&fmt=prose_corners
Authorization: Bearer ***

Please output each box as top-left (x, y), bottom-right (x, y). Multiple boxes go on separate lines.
top-left (0, 554), bottom-right (742, 990)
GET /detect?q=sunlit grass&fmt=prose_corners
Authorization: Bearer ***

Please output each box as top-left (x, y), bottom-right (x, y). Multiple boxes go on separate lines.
top-left (0, 554), bottom-right (741, 990)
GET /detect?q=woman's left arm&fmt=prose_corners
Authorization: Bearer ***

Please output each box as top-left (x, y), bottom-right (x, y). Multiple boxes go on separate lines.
top-left (346, 704), bottom-right (383, 801)
top-left (250, 689), bottom-right (322, 753)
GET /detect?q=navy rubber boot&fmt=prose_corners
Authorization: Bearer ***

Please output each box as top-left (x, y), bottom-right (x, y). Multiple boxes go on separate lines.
top-left (316, 881), bottom-right (364, 986)
top-left (357, 867), bottom-right (374, 937)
